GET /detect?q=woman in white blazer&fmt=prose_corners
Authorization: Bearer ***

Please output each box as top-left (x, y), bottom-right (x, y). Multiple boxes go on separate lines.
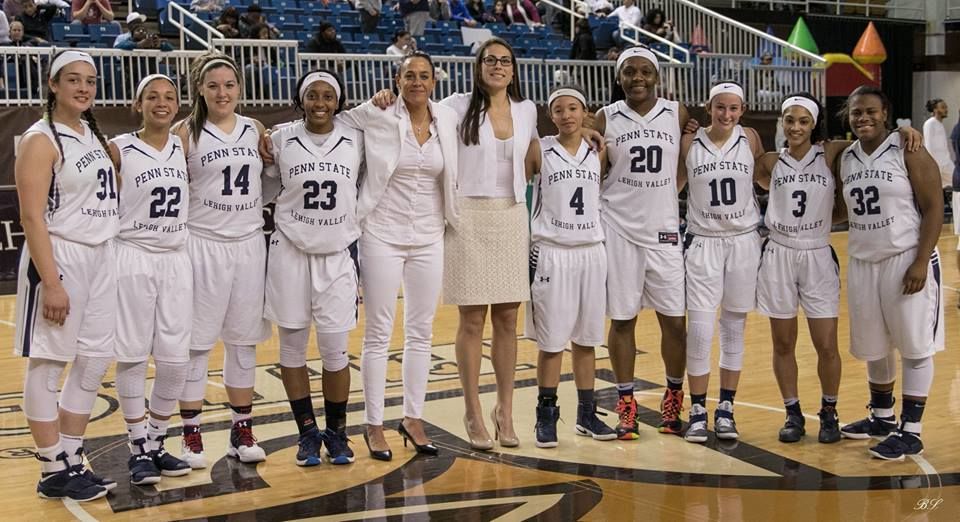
top-left (337, 51), bottom-right (460, 460)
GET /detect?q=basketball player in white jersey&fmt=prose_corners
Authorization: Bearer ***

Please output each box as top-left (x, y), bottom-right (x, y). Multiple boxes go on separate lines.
top-left (265, 69), bottom-right (361, 467)
top-left (678, 81), bottom-right (764, 443)
top-left (108, 74), bottom-right (193, 485)
top-left (837, 86), bottom-right (944, 461)
top-left (592, 46), bottom-right (694, 440)
top-left (14, 51), bottom-right (118, 500)
top-left (172, 52), bottom-right (271, 467)
top-left (525, 86), bottom-right (616, 448)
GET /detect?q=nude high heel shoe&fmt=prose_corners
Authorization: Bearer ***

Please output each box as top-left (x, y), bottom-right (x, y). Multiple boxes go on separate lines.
top-left (462, 416), bottom-right (493, 451)
top-left (491, 405), bottom-right (519, 447)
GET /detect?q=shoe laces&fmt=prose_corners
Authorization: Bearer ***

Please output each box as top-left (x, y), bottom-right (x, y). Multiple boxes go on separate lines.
top-left (323, 429), bottom-right (350, 455)
top-left (233, 420), bottom-right (258, 448)
top-left (184, 430), bottom-right (204, 453)
top-left (661, 390), bottom-right (684, 421)
top-left (615, 397), bottom-right (638, 428)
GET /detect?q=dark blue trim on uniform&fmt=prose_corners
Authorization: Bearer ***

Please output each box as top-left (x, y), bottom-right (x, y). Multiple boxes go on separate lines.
top-left (646, 106), bottom-right (672, 123)
top-left (167, 142), bottom-right (182, 161)
top-left (122, 143), bottom-right (156, 161)
top-left (845, 149), bottom-right (863, 165)
top-left (21, 258), bottom-right (42, 357)
top-left (287, 136), bottom-right (315, 157)
top-left (692, 137), bottom-right (709, 153)
top-left (931, 251), bottom-right (941, 339)
top-left (236, 124), bottom-right (255, 143)
top-left (875, 143), bottom-right (899, 161)
top-left (324, 136), bottom-right (352, 157)
top-left (202, 128), bottom-right (225, 143)
top-left (349, 241), bottom-right (360, 322)
top-left (611, 110), bottom-right (633, 123)
top-left (56, 133), bottom-right (81, 143)
top-left (805, 151), bottom-right (825, 168)
top-left (777, 157), bottom-right (791, 169)
top-left (757, 237), bottom-right (770, 271)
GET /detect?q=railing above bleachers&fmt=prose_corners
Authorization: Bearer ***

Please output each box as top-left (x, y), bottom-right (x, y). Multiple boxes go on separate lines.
top-left (700, 0), bottom-right (926, 20)
top-left (0, 45), bottom-right (824, 111)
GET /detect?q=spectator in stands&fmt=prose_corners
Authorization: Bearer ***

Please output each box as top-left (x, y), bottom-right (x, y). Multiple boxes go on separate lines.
top-left (4, 0), bottom-right (24, 21)
top-left (356, 0), bottom-right (381, 34)
top-left (241, 4), bottom-right (279, 39)
top-left (448, 0), bottom-right (478, 27)
top-left (191, 0), bottom-right (224, 14)
top-left (570, 17), bottom-right (595, 60)
top-left (17, 0), bottom-right (61, 42)
top-left (399, 0), bottom-right (431, 37)
top-left (579, 0), bottom-right (612, 16)
top-left (114, 11), bottom-right (145, 48)
top-left (5, 19), bottom-right (39, 45)
top-left (610, 0), bottom-right (642, 47)
top-left (386, 29), bottom-right (415, 56)
top-left (216, 6), bottom-right (242, 37)
top-left (642, 8), bottom-right (677, 42)
top-left (305, 21), bottom-right (345, 53)
top-left (466, 0), bottom-right (495, 23)
top-left (114, 17), bottom-right (174, 51)
top-left (429, 0), bottom-right (450, 22)
top-left (503, 0), bottom-right (540, 27)
top-left (72, 0), bottom-right (115, 25)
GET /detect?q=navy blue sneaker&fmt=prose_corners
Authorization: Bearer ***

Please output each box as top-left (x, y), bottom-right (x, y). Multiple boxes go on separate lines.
top-left (37, 466), bottom-right (108, 501)
top-left (535, 404), bottom-right (560, 448)
top-left (869, 432), bottom-right (924, 461)
top-left (322, 428), bottom-right (355, 465)
top-left (128, 452), bottom-right (161, 486)
top-left (574, 401), bottom-right (617, 441)
top-left (296, 427), bottom-right (323, 467)
top-left (818, 406), bottom-right (841, 444)
top-left (73, 447), bottom-right (117, 491)
top-left (841, 404), bottom-right (896, 440)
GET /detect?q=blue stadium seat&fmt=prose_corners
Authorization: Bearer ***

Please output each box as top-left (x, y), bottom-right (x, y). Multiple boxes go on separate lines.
top-left (62, 23), bottom-right (90, 44)
top-left (343, 41), bottom-right (365, 53)
top-left (274, 0), bottom-right (303, 14)
top-left (300, 0), bottom-right (319, 10)
top-left (51, 23), bottom-right (68, 42)
top-left (301, 14), bottom-right (320, 27)
top-left (89, 23), bottom-right (121, 43)
top-left (593, 23), bottom-right (616, 49)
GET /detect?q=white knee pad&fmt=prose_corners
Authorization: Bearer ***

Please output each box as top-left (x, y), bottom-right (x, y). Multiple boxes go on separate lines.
top-left (718, 310), bottom-right (746, 372)
top-left (116, 361), bottom-right (148, 420)
top-left (901, 356), bottom-right (934, 398)
top-left (60, 355), bottom-right (112, 415)
top-left (317, 331), bottom-right (350, 372)
top-left (686, 310), bottom-right (715, 377)
top-left (181, 350), bottom-right (211, 402)
top-left (866, 352), bottom-right (897, 385)
top-left (223, 344), bottom-right (257, 389)
top-left (150, 361), bottom-right (189, 417)
top-left (22, 359), bottom-right (67, 422)
top-left (279, 327), bottom-right (310, 368)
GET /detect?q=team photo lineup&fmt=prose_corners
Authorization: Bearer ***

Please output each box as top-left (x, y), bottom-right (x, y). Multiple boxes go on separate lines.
top-left (3, 1), bottom-right (957, 517)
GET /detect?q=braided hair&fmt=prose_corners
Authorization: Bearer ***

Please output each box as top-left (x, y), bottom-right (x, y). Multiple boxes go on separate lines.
top-left (44, 50), bottom-right (107, 165)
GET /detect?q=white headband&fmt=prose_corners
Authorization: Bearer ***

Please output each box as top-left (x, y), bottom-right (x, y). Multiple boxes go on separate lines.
top-left (50, 51), bottom-right (95, 78)
top-left (135, 74), bottom-right (177, 100)
top-left (199, 58), bottom-right (238, 78)
top-left (781, 96), bottom-right (819, 121)
top-left (548, 88), bottom-right (586, 109)
top-left (616, 46), bottom-right (659, 73)
top-left (298, 72), bottom-right (341, 106)
top-left (709, 83), bottom-right (745, 102)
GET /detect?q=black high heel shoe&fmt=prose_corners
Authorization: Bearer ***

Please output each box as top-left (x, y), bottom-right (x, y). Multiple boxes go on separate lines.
top-left (398, 421), bottom-right (439, 456)
top-left (363, 430), bottom-right (392, 462)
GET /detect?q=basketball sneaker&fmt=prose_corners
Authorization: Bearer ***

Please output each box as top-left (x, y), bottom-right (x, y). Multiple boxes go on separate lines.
top-left (295, 426), bottom-right (323, 467)
top-left (322, 428), bottom-right (355, 465)
top-left (535, 403), bottom-right (560, 448)
top-left (128, 451), bottom-right (161, 486)
top-left (181, 425), bottom-right (208, 469)
top-left (684, 403), bottom-right (708, 443)
top-left (151, 436), bottom-right (191, 477)
top-left (658, 389), bottom-right (684, 435)
top-left (72, 447), bottom-right (117, 491)
top-left (227, 419), bottom-right (267, 463)
top-left (574, 401), bottom-right (617, 441)
top-left (778, 412), bottom-right (806, 443)
top-left (840, 404), bottom-right (896, 440)
top-left (869, 431), bottom-right (923, 461)
top-left (818, 406), bottom-right (841, 444)
top-left (37, 460), bottom-right (108, 502)
top-left (614, 395), bottom-right (640, 440)
top-left (714, 401), bottom-right (739, 440)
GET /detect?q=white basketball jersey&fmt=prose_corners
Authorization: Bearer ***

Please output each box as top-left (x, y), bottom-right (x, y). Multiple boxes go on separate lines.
top-left (530, 136), bottom-right (603, 247)
top-left (685, 126), bottom-right (760, 237)
top-left (600, 98), bottom-right (682, 249)
top-left (113, 133), bottom-right (190, 252)
top-left (765, 144), bottom-right (834, 250)
top-left (186, 115), bottom-right (264, 241)
top-left (23, 120), bottom-right (118, 246)
top-left (840, 133), bottom-right (920, 262)
top-left (269, 121), bottom-right (362, 255)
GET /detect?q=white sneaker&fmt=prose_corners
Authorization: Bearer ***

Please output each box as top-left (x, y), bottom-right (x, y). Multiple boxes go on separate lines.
top-left (714, 400), bottom-right (739, 440)
top-left (181, 428), bottom-right (208, 470)
top-left (684, 403), bottom-right (709, 443)
top-left (226, 420), bottom-right (267, 464)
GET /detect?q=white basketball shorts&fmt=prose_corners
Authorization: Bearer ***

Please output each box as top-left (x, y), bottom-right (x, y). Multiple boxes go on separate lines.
top-left (530, 242), bottom-right (607, 352)
top-left (604, 224), bottom-right (684, 319)
top-left (684, 231), bottom-right (762, 313)
top-left (757, 240), bottom-right (840, 319)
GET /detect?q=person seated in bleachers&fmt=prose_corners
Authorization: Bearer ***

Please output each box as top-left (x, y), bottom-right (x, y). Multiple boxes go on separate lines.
top-left (386, 29), bottom-right (415, 56)
top-left (579, 0), bottom-right (612, 16)
top-left (114, 16), bottom-right (174, 50)
top-left (114, 11), bottom-right (145, 47)
top-left (4, 0), bottom-right (24, 22)
top-left (4, 19), bottom-right (39, 45)
top-left (610, 0), bottom-right (641, 47)
top-left (240, 4), bottom-right (279, 39)
top-left (191, 0), bottom-right (225, 14)
top-left (216, 6), bottom-right (242, 37)
top-left (17, 0), bottom-right (64, 43)
top-left (399, 0), bottom-right (431, 36)
top-left (502, 0), bottom-right (540, 27)
top-left (0, 10), bottom-right (10, 43)
top-left (305, 21), bottom-right (346, 53)
top-left (642, 8), bottom-right (677, 42)
top-left (72, 0), bottom-right (114, 25)
top-left (466, 0), bottom-right (495, 24)
top-left (448, 0), bottom-right (478, 27)
top-left (356, 0), bottom-right (382, 34)
top-left (570, 17), bottom-right (596, 60)
top-left (428, 0), bottom-right (451, 23)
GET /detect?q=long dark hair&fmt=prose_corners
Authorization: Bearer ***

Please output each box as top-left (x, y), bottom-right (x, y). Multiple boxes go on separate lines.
top-left (44, 50), bottom-right (108, 166)
top-left (781, 92), bottom-right (826, 145)
top-left (292, 68), bottom-right (346, 115)
top-left (838, 84), bottom-right (891, 131)
top-left (187, 52), bottom-right (241, 144)
top-left (460, 37), bottom-right (523, 146)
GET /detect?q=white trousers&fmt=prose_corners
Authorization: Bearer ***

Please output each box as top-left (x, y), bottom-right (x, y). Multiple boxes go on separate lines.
top-left (359, 234), bottom-right (443, 426)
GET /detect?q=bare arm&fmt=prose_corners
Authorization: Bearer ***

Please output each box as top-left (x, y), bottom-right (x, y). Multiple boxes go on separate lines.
top-left (828, 144), bottom-right (847, 225)
top-left (677, 132), bottom-right (693, 192)
top-left (902, 147), bottom-right (944, 294)
top-left (524, 138), bottom-right (541, 182)
top-left (16, 133), bottom-right (69, 325)
top-left (72, 0), bottom-right (93, 21)
top-left (743, 126), bottom-right (765, 159)
top-left (599, 145), bottom-right (609, 180)
top-left (172, 119), bottom-right (192, 158)
top-left (96, 0), bottom-right (114, 19)
top-left (754, 151), bottom-right (776, 190)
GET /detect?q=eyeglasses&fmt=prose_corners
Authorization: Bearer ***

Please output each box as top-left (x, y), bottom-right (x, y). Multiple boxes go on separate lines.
top-left (482, 56), bottom-right (513, 67)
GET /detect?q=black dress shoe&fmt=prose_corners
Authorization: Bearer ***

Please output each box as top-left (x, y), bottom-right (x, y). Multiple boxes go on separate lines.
top-left (363, 431), bottom-right (392, 461)
top-left (398, 421), bottom-right (439, 456)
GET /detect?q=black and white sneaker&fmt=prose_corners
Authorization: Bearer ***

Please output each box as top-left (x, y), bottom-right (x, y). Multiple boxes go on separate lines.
top-left (869, 432), bottom-right (924, 461)
top-left (574, 401), bottom-right (617, 441)
top-left (841, 404), bottom-right (896, 440)
top-left (150, 435), bottom-right (191, 477)
top-left (535, 403), bottom-right (560, 448)
top-left (128, 452), bottom-right (161, 486)
top-left (37, 467), bottom-right (108, 502)
top-left (73, 447), bottom-right (117, 491)
top-left (778, 412), bottom-right (806, 443)
top-left (818, 406), bottom-right (841, 444)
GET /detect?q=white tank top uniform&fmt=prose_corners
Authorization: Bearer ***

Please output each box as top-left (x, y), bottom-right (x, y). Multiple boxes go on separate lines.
top-left (112, 132), bottom-right (193, 362)
top-left (684, 125), bottom-right (762, 313)
top-left (757, 144), bottom-right (840, 319)
top-left (264, 121), bottom-right (363, 332)
top-left (529, 136), bottom-right (607, 352)
top-left (14, 120), bottom-right (120, 360)
top-left (840, 132), bottom-right (944, 359)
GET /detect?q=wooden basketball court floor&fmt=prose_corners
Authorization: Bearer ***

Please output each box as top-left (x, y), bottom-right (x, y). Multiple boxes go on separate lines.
top-left (0, 228), bottom-right (958, 521)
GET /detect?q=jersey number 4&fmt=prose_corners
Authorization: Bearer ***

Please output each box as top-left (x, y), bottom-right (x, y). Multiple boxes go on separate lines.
top-left (149, 186), bottom-right (183, 218)
top-left (303, 180), bottom-right (337, 210)
top-left (569, 186), bottom-right (585, 215)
